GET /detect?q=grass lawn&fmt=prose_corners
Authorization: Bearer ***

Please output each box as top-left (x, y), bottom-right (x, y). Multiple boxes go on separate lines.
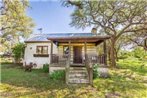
top-left (0, 58), bottom-right (147, 98)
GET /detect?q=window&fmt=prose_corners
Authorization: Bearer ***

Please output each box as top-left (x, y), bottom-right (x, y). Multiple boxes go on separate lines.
top-left (36, 46), bottom-right (48, 54)
top-left (63, 46), bottom-right (69, 55)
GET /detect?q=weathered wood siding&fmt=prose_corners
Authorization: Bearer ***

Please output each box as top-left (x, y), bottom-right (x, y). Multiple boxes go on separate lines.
top-left (58, 43), bottom-right (97, 63)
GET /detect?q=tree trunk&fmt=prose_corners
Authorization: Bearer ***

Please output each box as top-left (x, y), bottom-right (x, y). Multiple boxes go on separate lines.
top-left (14, 58), bottom-right (20, 64)
top-left (115, 48), bottom-right (119, 61)
top-left (110, 38), bottom-right (116, 67)
top-left (144, 39), bottom-right (147, 50)
top-left (107, 46), bottom-right (111, 66)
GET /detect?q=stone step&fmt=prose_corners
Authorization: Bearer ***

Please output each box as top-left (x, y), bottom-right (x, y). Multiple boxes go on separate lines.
top-left (70, 69), bottom-right (87, 72)
top-left (68, 78), bottom-right (89, 84)
top-left (70, 67), bottom-right (87, 70)
top-left (69, 73), bottom-right (88, 77)
top-left (69, 74), bottom-right (88, 79)
top-left (69, 71), bottom-right (88, 75)
top-left (69, 72), bottom-right (89, 77)
top-left (68, 66), bottom-right (89, 84)
top-left (69, 69), bottom-right (87, 72)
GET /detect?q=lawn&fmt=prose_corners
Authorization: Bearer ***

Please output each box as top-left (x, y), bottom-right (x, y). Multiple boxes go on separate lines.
top-left (0, 58), bottom-right (147, 98)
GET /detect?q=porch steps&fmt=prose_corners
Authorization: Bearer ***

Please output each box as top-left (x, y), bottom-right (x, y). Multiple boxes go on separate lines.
top-left (68, 67), bottom-right (89, 84)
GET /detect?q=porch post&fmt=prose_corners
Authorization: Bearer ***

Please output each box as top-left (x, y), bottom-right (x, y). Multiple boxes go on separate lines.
top-left (50, 41), bottom-right (53, 63)
top-left (103, 40), bottom-right (107, 65)
top-left (85, 41), bottom-right (93, 85)
top-left (66, 41), bottom-right (71, 84)
top-left (84, 41), bottom-right (87, 65)
top-left (68, 41), bottom-right (71, 64)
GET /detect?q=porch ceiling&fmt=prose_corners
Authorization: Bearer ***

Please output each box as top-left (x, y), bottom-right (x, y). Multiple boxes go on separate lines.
top-left (47, 36), bottom-right (110, 43)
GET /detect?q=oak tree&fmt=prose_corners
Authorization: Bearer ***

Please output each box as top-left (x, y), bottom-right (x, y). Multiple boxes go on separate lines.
top-left (64, 0), bottom-right (147, 67)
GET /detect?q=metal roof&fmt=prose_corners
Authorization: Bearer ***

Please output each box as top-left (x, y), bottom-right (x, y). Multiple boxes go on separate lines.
top-left (25, 33), bottom-right (110, 42)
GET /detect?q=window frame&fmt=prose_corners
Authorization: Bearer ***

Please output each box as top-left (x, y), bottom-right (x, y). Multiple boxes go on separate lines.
top-left (36, 46), bottom-right (48, 54)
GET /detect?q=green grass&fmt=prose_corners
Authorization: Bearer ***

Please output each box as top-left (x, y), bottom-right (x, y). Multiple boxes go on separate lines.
top-left (117, 57), bottom-right (147, 75)
top-left (0, 64), bottom-right (97, 98)
top-left (1, 58), bottom-right (147, 98)
top-left (93, 58), bottom-right (147, 98)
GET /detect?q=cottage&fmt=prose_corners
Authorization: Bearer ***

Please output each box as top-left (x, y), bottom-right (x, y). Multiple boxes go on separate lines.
top-left (24, 32), bottom-right (110, 84)
top-left (24, 34), bottom-right (57, 68)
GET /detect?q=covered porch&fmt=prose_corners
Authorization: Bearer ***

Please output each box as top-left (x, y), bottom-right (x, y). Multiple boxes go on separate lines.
top-left (48, 36), bottom-right (110, 67)
top-left (48, 36), bottom-right (110, 84)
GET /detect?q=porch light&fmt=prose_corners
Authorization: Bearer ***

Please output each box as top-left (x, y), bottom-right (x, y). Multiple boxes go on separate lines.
top-left (91, 28), bottom-right (97, 35)
top-left (54, 41), bottom-right (58, 46)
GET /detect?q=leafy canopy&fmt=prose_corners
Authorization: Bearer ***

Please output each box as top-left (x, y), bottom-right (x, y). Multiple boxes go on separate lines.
top-left (65, 0), bottom-right (147, 39)
top-left (0, 0), bottom-right (35, 39)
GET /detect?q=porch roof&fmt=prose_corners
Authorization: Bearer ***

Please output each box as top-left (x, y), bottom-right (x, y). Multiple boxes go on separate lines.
top-left (47, 35), bottom-right (111, 43)
top-left (25, 33), bottom-right (111, 43)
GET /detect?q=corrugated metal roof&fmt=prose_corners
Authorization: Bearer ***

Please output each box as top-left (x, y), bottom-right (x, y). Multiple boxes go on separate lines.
top-left (26, 35), bottom-right (49, 41)
top-left (25, 33), bottom-right (108, 42)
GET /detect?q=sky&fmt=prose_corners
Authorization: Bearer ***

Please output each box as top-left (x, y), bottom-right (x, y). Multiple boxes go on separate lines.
top-left (27, 0), bottom-right (91, 34)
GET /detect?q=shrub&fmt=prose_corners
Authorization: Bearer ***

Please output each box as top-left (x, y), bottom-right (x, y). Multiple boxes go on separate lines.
top-left (12, 43), bottom-right (25, 63)
top-left (118, 51), bottom-right (131, 59)
top-left (133, 47), bottom-right (147, 59)
top-left (43, 63), bottom-right (49, 72)
top-left (93, 64), bottom-right (100, 79)
top-left (49, 70), bottom-right (65, 80)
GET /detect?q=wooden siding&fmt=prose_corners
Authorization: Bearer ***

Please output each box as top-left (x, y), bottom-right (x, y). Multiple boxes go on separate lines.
top-left (58, 43), bottom-right (97, 63)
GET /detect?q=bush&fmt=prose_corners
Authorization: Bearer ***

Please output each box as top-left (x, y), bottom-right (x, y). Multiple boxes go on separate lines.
top-left (93, 64), bottom-right (100, 79)
top-left (118, 51), bottom-right (131, 59)
top-left (43, 63), bottom-right (49, 72)
top-left (12, 43), bottom-right (25, 63)
top-left (49, 70), bottom-right (65, 80)
top-left (133, 47), bottom-right (147, 59)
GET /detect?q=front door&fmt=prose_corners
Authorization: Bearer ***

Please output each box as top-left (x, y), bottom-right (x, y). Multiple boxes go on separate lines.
top-left (73, 46), bottom-right (82, 63)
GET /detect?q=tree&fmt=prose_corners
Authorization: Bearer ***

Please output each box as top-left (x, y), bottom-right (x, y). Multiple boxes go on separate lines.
top-left (128, 30), bottom-right (147, 50)
top-left (0, 0), bottom-right (34, 42)
top-left (12, 43), bottom-right (25, 63)
top-left (64, 0), bottom-right (147, 67)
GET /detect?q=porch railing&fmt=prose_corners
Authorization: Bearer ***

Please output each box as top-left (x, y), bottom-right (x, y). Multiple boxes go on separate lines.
top-left (85, 54), bottom-right (107, 85)
top-left (50, 54), bottom-right (68, 66)
top-left (50, 54), bottom-right (70, 84)
top-left (50, 54), bottom-right (106, 85)
top-left (83, 54), bottom-right (106, 65)
top-left (51, 54), bottom-right (106, 66)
